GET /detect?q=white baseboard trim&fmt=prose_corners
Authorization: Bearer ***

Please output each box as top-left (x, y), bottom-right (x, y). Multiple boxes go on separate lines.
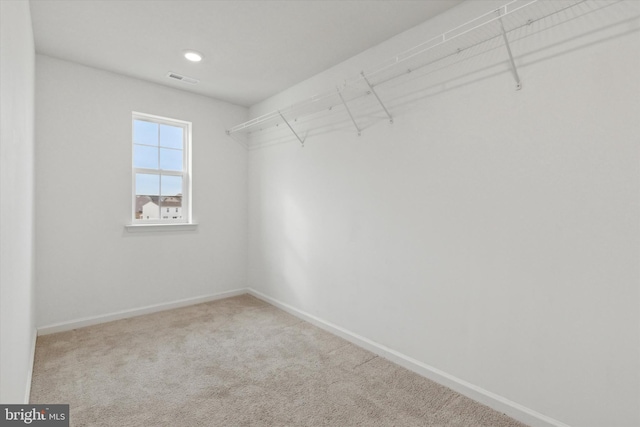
top-left (25, 327), bottom-right (37, 403)
top-left (37, 288), bottom-right (248, 336)
top-left (247, 288), bottom-right (570, 427)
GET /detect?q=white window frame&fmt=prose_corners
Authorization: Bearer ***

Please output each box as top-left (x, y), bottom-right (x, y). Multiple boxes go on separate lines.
top-left (132, 112), bottom-right (192, 225)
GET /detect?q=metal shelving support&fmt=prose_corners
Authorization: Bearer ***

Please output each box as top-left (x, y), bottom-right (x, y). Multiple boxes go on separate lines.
top-left (278, 112), bottom-right (306, 147)
top-left (362, 72), bottom-right (393, 124)
top-left (227, 0), bottom-right (602, 144)
top-left (498, 10), bottom-right (522, 90)
top-left (337, 88), bottom-right (362, 136)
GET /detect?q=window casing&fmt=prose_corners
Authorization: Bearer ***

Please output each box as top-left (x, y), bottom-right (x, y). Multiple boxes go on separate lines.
top-left (132, 112), bottom-right (191, 224)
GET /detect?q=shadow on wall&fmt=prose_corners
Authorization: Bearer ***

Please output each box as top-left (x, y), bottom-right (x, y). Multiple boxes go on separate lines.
top-left (241, 0), bottom-right (639, 150)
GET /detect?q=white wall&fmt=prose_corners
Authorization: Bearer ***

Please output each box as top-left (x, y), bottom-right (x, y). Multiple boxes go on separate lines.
top-left (0, 0), bottom-right (36, 403)
top-left (35, 55), bottom-right (248, 328)
top-left (248, 1), bottom-right (640, 427)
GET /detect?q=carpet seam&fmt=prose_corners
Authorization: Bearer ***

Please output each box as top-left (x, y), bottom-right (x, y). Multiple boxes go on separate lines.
top-left (351, 354), bottom-right (379, 370)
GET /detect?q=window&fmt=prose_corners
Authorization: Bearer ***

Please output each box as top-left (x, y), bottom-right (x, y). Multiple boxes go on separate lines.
top-left (132, 112), bottom-right (191, 224)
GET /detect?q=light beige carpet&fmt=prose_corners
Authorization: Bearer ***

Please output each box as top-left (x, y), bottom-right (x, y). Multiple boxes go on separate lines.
top-left (31, 295), bottom-right (528, 427)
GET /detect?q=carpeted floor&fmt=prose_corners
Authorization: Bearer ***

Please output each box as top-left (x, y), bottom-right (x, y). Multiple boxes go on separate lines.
top-left (31, 295), bottom-right (528, 426)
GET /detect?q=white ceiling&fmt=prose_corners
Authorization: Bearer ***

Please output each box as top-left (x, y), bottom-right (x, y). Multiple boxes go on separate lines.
top-left (30, 0), bottom-right (464, 107)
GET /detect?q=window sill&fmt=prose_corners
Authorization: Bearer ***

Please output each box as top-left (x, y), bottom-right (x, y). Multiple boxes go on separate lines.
top-left (125, 223), bottom-right (198, 232)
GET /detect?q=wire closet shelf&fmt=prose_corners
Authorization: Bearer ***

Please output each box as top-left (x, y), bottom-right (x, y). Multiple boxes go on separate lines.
top-left (226, 0), bottom-right (592, 140)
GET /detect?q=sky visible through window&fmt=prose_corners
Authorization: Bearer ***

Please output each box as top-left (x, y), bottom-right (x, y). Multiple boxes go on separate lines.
top-left (134, 120), bottom-right (183, 196)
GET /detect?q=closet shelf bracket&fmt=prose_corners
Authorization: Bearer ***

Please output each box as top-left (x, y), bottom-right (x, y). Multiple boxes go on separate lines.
top-left (362, 72), bottom-right (393, 124)
top-left (337, 88), bottom-right (362, 136)
top-left (278, 111), bottom-right (306, 147)
top-left (498, 9), bottom-right (522, 91)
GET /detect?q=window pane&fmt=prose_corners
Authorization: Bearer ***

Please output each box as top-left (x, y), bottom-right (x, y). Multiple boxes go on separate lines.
top-left (133, 120), bottom-right (158, 146)
top-left (160, 124), bottom-right (183, 149)
top-left (134, 144), bottom-right (158, 169)
top-left (161, 175), bottom-right (182, 196)
top-left (135, 174), bottom-right (160, 220)
top-left (160, 148), bottom-right (182, 171)
top-left (135, 173), bottom-right (159, 196)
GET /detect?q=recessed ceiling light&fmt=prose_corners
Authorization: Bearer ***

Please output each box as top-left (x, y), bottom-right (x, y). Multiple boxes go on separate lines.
top-left (184, 50), bottom-right (203, 62)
